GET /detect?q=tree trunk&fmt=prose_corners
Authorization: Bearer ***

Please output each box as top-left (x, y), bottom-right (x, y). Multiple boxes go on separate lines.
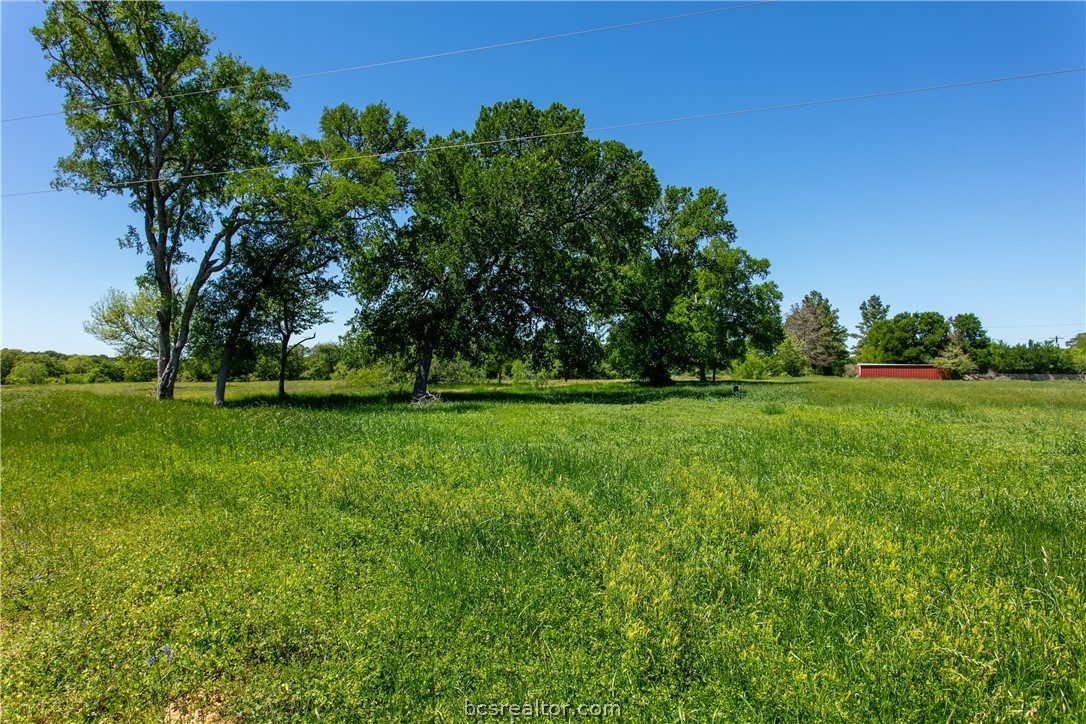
top-left (156, 311), bottom-right (173, 399)
top-left (214, 343), bottom-right (234, 407)
top-left (413, 341), bottom-right (433, 398)
top-left (278, 333), bottom-right (291, 400)
top-left (213, 309), bottom-right (253, 406)
top-left (698, 363), bottom-right (707, 383)
top-left (645, 363), bottom-right (673, 387)
top-left (158, 353), bottom-right (181, 400)
top-left (712, 367), bottom-right (716, 383)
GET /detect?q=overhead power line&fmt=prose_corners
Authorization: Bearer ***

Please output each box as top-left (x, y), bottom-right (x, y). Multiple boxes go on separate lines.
top-left (987, 323), bottom-right (1084, 329)
top-left (2, 67), bottom-right (1082, 199)
top-left (1, 1), bottom-right (778, 124)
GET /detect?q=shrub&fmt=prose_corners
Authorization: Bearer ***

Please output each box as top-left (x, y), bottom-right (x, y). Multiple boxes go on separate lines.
top-left (87, 361), bottom-right (124, 383)
top-left (510, 359), bottom-right (528, 386)
top-left (430, 357), bottom-right (486, 385)
top-left (730, 351), bottom-right (769, 380)
top-left (933, 343), bottom-right (978, 379)
top-left (777, 335), bottom-right (811, 377)
top-left (7, 361), bottom-right (48, 384)
top-left (121, 357), bottom-right (157, 382)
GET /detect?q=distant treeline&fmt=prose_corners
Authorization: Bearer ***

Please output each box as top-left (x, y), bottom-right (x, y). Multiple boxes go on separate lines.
top-left (849, 302), bottom-right (1085, 377)
top-left (4, 327), bottom-right (1083, 388)
top-left (0, 344), bottom-right (578, 388)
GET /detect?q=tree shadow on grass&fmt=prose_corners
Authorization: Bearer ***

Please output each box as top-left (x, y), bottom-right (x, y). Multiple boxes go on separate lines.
top-left (223, 379), bottom-right (801, 412)
top-left (222, 389), bottom-right (411, 412)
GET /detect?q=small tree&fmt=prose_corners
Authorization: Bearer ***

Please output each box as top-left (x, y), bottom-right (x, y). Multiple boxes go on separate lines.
top-left (854, 294), bottom-right (890, 353)
top-left (949, 313), bottom-right (991, 370)
top-left (933, 342), bottom-right (978, 379)
top-left (776, 335), bottom-right (811, 376)
top-left (263, 271), bottom-right (337, 399)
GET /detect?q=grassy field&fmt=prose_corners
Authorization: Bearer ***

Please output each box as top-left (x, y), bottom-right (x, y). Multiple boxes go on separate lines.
top-left (2, 378), bottom-right (1083, 721)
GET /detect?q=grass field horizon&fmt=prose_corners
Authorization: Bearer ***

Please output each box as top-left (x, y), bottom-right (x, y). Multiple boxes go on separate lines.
top-left (2, 378), bottom-right (1083, 720)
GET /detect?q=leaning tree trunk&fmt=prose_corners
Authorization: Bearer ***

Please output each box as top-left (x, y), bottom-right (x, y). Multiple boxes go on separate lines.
top-left (157, 355), bottom-right (180, 400)
top-left (412, 341), bottom-right (433, 398)
top-left (214, 344), bottom-right (234, 407)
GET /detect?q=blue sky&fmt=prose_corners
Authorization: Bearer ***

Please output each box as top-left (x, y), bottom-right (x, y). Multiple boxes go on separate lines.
top-left (2, 1), bottom-right (1084, 355)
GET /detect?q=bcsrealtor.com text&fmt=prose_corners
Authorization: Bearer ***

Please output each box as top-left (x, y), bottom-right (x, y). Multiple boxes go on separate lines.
top-left (464, 700), bottom-right (622, 718)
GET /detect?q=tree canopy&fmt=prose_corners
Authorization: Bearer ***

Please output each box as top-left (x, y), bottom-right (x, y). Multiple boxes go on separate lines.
top-left (607, 186), bottom-right (781, 385)
top-left (35, 0), bottom-right (289, 399)
top-left (784, 291), bottom-right (848, 375)
top-left (348, 100), bottom-right (659, 397)
top-left (858, 311), bottom-right (951, 364)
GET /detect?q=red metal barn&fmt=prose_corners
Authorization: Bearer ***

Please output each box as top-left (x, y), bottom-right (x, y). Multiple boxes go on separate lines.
top-left (856, 364), bottom-right (950, 380)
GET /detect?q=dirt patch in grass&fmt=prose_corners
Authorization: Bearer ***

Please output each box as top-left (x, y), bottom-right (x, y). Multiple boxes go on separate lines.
top-left (164, 691), bottom-right (230, 723)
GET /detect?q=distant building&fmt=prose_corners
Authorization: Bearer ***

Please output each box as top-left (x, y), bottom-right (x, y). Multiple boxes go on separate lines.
top-left (856, 363), bottom-right (949, 380)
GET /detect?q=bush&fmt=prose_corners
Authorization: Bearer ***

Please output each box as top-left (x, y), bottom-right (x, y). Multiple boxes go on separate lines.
top-left (510, 359), bottom-right (528, 386)
top-left (7, 361), bottom-right (48, 384)
top-left (730, 349), bottom-right (769, 380)
top-left (332, 360), bottom-right (412, 390)
top-left (730, 341), bottom-right (785, 380)
top-left (429, 357), bottom-right (486, 385)
top-left (933, 343), bottom-right (978, 380)
top-left (121, 357), bottom-right (157, 382)
top-left (1, 348), bottom-right (25, 383)
top-left (776, 336), bottom-right (811, 377)
top-left (87, 361), bottom-right (124, 383)
top-left (303, 343), bottom-right (342, 380)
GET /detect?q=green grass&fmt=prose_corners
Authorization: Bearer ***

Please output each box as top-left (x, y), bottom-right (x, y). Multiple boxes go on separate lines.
top-left (2, 378), bottom-right (1084, 721)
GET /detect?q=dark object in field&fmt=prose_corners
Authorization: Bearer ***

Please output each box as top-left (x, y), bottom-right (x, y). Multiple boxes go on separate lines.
top-left (732, 384), bottom-right (740, 394)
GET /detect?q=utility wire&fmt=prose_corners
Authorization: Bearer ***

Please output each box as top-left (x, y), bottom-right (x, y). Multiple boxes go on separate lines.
top-left (1, 1), bottom-right (777, 123)
top-left (987, 323), bottom-right (1084, 329)
top-left (2, 67), bottom-right (1082, 199)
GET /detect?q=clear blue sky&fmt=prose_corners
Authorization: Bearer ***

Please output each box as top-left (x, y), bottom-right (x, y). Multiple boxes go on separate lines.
top-left (2, 1), bottom-right (1084, 355)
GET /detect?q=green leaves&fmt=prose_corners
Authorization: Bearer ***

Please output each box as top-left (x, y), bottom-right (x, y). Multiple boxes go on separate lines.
top-left (608, 186), bottom-right (780, 384)
top-left (35, 1), bottom-right (291, 398)
top-left (784, 291), bottom-right (849, 375)
top-left (348, 100), bottom-right (659, 392)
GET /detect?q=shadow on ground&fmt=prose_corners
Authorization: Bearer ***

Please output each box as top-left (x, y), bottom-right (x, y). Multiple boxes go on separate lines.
top-left (223, 379), bottom-right (800, 412)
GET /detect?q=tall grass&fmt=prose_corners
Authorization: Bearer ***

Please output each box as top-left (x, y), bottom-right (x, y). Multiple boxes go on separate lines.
top-left (2, 379), bottom-right (1083, 720)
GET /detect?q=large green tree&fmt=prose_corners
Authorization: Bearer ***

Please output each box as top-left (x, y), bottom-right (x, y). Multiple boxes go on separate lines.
top-left (193, 106), bottom-right (421, 405)
top-left (859, 311), bottom-right (951, 364)
top-left (689, 237), bottom-right (783, 382)
top-left (34, 1), bottom-right (288, 399)
top-left (855, 310), bottom-right (951, 362)
top-left (784, 291), bottom-right (849, 375)
top-left (607, 188), bottom-right (781, 385)
top-left (349, 100), bottom-right (658, 397)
